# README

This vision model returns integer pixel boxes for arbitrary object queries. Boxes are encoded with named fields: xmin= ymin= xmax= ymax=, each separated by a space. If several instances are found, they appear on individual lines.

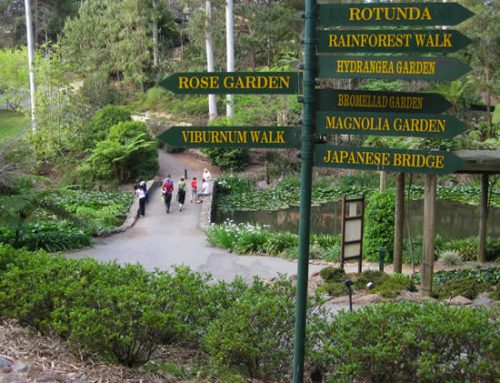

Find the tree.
xmin=62 ymin=0 xmax=176 ymax=89
xmin=0 ymin=0 xmax=80 ymax=48
xmin=0 ymin=48 xmax=28 ymax=111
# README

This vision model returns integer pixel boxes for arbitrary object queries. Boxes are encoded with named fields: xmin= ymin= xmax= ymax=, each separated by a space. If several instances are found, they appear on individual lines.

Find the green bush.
xmin=203 ymin=277 xmax=320 ymax=380
xmin=18 ymin=221 xmax=92 ymax=252
xmin=87 ymin=105 xmax=131 ymax=145
xmin=202 ymin=148 xmax=250 ymax=171
xmin=439 ymin=250 xmax=463 ymax=265
xmin=433 ymin=278 xmax=488 ymax=300
xmin=169 ymin=96 xmax=208 ymax=117
xmin=143 ymin=86 xmax=170 ymax=111
xmin=310 ymin=302 xmax=499 ymax=382
xmin=84 ymin=121 xmax=159 ymax=184
xmin=317 ymin=281 xmax=348 ymax=297
xmin=363 ymin=191 xmax=395 ymax=262
xmin=372 ymin=273 xmax=416 ymax=298
xmin=353 ymin=270 xmax=388 ymax=291
xmin=319 ymin=267 xmax=346 ymax=283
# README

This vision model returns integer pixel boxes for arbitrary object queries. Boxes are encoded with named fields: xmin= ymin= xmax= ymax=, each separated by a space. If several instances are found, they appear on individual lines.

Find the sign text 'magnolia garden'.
xmin=315 ymin=112 xmax=466 ymax=139
xmin=159 ymin=72 xmax=300 ymax=94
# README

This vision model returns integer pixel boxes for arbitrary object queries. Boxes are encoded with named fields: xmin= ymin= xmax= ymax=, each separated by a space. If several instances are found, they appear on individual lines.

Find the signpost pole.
xmin=292 ymin=0 xmax=315 ymax=380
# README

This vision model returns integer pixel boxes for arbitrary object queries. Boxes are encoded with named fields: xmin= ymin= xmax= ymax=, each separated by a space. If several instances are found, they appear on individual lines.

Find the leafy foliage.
xmin=81 ymin=121 xmax=158 ymax=185
xmin=310 ymin=302 xmax=499 ymax=382
xmin=85 ymin=105 xmax=131 ymax=146
xmin=202 ymin=148 xmax=250 ymax=171
xmin=0 ymin=48 xmax=28 ymax=111
xmin=206 ymin=221 xmax=338 ymax=261
xmin=363 ymin=191 xmax=395 ymax=263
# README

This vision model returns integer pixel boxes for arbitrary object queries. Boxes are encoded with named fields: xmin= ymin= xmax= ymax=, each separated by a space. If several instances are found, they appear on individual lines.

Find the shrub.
xmin=433 ymin=278 xmax=488 ymax=300
xmin=372 ymin=273 xmax=416 ymax=298
xmin=319 ymin=267 xmax=346 ymax=283
xmin=439 ymin=250 xmax=463 ymax=265
xmin=85 ymin=121 xmax=159 ymax=184
xmin=202 ymin=148 xmax=250 ymax=171
xmin=310 ymin=302 xmax=499 ymax=382
xmin=87 ymin=105 xmax=131 ymax=146
xmin=203 ymin=277 xmax=321 ymax=380
xmin=143 ymin=86 xmax=169 ymax=111
xmin=317 ymin=281 xmax=348 ymax=297
xmin=18 ymin=221 xmax=92 ymax=252
xmin=353 ymin=270 xmax=388 ymax=291
xmin=363 ymin=191 xmax=395 ymax=262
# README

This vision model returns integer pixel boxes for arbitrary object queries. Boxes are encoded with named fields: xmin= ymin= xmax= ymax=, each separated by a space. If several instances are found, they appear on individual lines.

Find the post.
xmin=225 ymin=0 xmax=235 ymax=117
xmin=379 ymin=247 xmax=385 ymax=272
xmin=24 ymin=0 xmax=36 ymax=132
xmin=478 ymin=173 xmax=489 ymax=263
xmin=265 ymin=160 xmax=270 ymax=185
xmin=421 ymin=174 xmax=437 ymax=297
xmin=205 ymin=0 xmax=218 ymax=121
xmin=292 ymin=0 xmax=316 ymax=380
xmin=393 ymin=173 xmax=405 ymax=273
xmin=379 ymin=171 xmax=387 ymax=191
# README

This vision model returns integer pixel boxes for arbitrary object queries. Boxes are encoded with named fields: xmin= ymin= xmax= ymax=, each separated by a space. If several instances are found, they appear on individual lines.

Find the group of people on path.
xmin=160 ymin=168 xmax=212 ymax=214
xmin=134 ymin=168 xmax=212 ymax=217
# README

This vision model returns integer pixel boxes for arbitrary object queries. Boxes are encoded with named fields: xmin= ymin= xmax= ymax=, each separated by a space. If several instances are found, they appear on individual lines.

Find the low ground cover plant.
xmin=0 ymin=190 xmax=133 ymax=251
xmin=0 ymin=245 xmax=498 ymax=381
xmin=206 ymin=221 xmax=340 ymax=261
xmin=318 ymin=268 xmax=416 ymax=299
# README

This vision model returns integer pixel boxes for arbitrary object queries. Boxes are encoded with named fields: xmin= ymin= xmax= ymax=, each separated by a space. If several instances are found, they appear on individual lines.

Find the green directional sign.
xmin=316 ymin=112 xmax=467 ymax=139
xmin=314 ymin=145 xmax=465 ymax=175
xmin=317 ymin=30 xmax=471 ymax=53
xmin=157 ymin=126 xmax=301 ymax=148
xmin=317 ymin=3 xmax=474 ymax=27
xmin=317 ymin=90 xmax=452 ymax=114
xmin=317 ymin=56 xmax=470 ymax=81
xmin=159 ymin=72 xmax=300 ymax=94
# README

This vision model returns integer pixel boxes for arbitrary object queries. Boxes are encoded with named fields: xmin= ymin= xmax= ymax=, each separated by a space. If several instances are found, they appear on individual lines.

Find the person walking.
xmin=134 ymin=183 xmax=146 ymax=217
xmin=190 ymin=177 xmax=198 ymax=203
xmin=139 ymin=180 xmax=149 ymax=202
xmin=196 ymin=178 xmax=210 ymax=203
xmin=177 ymin=177 xmax=187 ymax=212
xmin=161 ymin=174 xmax=174 ymax=214
xmin=202 ymin=168 xmax=212 ymax=182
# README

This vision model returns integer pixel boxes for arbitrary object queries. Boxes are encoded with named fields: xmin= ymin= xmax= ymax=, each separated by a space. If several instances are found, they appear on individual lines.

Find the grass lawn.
xmin=0 ymin=110 xmax=29 ymax=147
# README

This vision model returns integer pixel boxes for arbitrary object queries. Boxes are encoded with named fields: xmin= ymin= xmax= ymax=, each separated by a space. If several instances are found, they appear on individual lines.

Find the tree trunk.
xmin=478 ymin=174 xmax=489 ymax=263
xmin=205 ymin=0 xmax=217 ymax=121
xmin=225 ymin=0 xmax=234 ymax=117
xmin=421 ymin=174 xmax=436 ymax=297
xmin=393 ymin=173 xmax=404 ymax=273
xmin=152 ymin=0 xmax=159 ymax=67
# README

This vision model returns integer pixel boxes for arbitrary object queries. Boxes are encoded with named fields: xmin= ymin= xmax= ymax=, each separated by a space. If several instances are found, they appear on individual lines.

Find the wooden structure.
xmin=391 ymin=150 xmax=500 ymax=296
xmin=340 ymin=195 xmax=365 ymax=273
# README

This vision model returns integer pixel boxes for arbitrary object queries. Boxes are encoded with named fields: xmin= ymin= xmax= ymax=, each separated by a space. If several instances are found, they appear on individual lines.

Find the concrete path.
xmin=68 ymin=149 xmax=323 ymax=282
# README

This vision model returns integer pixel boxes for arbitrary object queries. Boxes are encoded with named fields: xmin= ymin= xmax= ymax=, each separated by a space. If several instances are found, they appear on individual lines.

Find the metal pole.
xmin=478 ymin=174 xmax=488 ymax=263
xmin=24 ymin=0 xmax=36 ymax=132
xmin=225 ymin=0 xmax=235 ymax=117
xmin=292 ymin=0 xmax=316 ymax=380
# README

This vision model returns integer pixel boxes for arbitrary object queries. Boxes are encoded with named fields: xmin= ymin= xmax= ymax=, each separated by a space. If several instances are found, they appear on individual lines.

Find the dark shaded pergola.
xmin=392 ymin=150 xmax=500 ymax=295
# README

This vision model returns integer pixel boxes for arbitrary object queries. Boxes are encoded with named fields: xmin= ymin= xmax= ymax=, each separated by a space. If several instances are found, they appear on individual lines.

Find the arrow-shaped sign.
xmin=159 ymin=72 xmax=301 ymax=94
xmin=317 ymin=90 xmax=452 ymax=114
xmin=317 ymin=30 xmax=471 ymax=53
xmin=317 ymin=56 xmax=470 ymax=81
xmin=316 ymin=111 xmax=467 ymax=139
xmin=314 ymin=145 xmax=465 ymax=175
xmin=157 ymin=126 xmax=301 ymax=148
xmin=317 ymin=3 xmax=474 ymax=27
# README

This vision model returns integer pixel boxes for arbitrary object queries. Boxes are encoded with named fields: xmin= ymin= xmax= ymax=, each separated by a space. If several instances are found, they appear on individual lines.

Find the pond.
xmin=216 ymin=200 xmax=500 ymax=239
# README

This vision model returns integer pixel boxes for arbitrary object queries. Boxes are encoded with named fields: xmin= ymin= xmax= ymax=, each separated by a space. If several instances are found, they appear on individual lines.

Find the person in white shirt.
xmin=202 ymin=168 xmax=212 ymax=182
xmin=196 ymin=178 xmax=210 ymax=203
xmin=134 ymin=183 xmax=146 ymax=217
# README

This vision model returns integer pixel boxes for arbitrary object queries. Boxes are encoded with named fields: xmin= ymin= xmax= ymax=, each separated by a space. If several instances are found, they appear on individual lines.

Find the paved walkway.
xmin=68 ymin=150 xmax=323 ymax=282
